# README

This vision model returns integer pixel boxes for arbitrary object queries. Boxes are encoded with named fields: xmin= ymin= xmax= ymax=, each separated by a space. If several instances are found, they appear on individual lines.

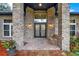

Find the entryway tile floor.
xmin=22 ymin=38 xmax=60 ymax=50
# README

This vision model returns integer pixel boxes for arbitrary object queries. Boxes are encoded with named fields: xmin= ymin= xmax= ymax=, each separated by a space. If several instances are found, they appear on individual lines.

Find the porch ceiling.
xmin=24 ymin=3 xmax=58 ymax=16
xmin=24 ymin=3 xmax=58 ymax=10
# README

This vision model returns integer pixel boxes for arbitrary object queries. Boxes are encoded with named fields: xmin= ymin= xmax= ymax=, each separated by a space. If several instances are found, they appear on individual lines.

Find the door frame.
xmin=34 ymin=23 xmax=47 ymax=38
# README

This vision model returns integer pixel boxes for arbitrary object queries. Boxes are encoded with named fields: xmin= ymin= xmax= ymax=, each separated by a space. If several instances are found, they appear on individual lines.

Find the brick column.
xmin=13 ymin=3 xmax=24 ymax=50
xmin=58 ymin=3 xmax=70 ymax=51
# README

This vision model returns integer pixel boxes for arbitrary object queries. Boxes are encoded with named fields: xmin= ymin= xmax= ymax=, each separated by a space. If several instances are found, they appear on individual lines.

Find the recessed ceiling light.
xmin=39 ymin=3 xmax=42 ymax=6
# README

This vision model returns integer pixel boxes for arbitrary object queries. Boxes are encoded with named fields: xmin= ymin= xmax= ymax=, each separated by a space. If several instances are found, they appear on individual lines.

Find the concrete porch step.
xmin=16 ymin=50 xmax=66 ymax=56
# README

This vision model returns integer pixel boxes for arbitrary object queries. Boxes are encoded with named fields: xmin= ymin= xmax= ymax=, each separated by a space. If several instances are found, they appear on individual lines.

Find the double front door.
xmin=34 ymin=23 xmax=47 ymax=38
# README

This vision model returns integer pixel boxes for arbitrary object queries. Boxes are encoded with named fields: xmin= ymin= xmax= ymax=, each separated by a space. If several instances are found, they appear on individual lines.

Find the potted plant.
xmin=1 ymin=40 xmax=16 ymax=56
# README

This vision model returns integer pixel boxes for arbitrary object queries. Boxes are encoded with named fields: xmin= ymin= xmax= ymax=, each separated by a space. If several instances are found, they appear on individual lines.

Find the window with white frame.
xmin=70 ymin=19 xmax=76 ymax=36
xmin=3 ymin=20 xmax=13 ymax=37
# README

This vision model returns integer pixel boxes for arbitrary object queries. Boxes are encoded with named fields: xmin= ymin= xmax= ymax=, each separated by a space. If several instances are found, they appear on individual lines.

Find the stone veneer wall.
xmin=47 ymin=7 xmax=55 ymax=37
xmin=13 ymin=3 xmax=24 ymax=50
xmin=24 ymin=7 xmax=34 ymax=42
xmin=62 ymin=4 xmax=70 ymax=51
xmin=58 ymin=3 xmax=70 ymax=51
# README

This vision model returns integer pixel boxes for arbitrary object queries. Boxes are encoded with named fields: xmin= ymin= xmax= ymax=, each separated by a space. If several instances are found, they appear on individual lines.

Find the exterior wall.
xmin=0 ymin=15 xmax=12 ymax=40
xmin=70 ymin=14 xmax=79 ymax=36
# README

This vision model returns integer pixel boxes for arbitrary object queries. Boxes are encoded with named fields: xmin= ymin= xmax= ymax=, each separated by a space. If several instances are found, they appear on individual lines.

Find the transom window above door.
xmin=34 ymin=19 xmax=47 ymax=23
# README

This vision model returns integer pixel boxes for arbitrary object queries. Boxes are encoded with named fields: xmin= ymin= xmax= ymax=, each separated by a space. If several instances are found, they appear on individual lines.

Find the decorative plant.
xmin=70 ymin=36 xmax=79 ymax=52
xmin=1 ymin=40 xmax=10 ymax=49
xmin=1 ymin=40 xmax=16 ymax=56
xmin=9 ymin=40 xmax=16 ymax=49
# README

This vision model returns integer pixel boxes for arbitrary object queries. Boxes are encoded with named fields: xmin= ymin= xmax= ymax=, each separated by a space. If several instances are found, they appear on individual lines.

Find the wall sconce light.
xmin=25 ymin=24 xmax=32 ymax=29
xmin=28 ymin=24 xmax=32 ymax=27
xmin=49 ymin=24 xmax=53 ymax=27
xmin=48 ymin=24 xmax=54 ymax=29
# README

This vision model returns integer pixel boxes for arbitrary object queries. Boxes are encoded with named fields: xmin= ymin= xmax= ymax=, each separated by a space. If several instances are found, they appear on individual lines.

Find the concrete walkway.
xmin=22 ymin=38 xmax=60 ymax=50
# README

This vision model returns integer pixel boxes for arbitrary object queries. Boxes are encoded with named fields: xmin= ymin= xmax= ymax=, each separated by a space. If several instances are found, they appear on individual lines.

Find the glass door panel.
xmin=41 ymin=24 xmax=45 ymax=37
xmin=34 ymin=23 xmax=47 ymax=38
xmin=35 ymin=24 xmax=40 ymax=37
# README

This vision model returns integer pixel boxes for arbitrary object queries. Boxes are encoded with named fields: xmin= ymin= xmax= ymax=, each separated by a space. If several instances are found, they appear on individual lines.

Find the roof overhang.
xmin=24 ymin=3 xmax=58 ymax=10
xmin=0 ymin=12 xmax=12 ymax=15
xmin=70 ymin=12 xmax=79 ymax=15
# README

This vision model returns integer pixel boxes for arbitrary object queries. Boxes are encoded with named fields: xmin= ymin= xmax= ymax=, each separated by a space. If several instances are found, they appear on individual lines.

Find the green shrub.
xmin=1 ymin=40 xmax=10 ymax=49
xmin=1 ymin=40 xmax=16 ymax=49
xmin=70 ymin=36 xmax=79 ymax=52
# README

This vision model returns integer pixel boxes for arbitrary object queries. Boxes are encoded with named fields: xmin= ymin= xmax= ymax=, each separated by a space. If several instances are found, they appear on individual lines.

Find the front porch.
xmin=13 ymin=3 xmax=70 ymax=51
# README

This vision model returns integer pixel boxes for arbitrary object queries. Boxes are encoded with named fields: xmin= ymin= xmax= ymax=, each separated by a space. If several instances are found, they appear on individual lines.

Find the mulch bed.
xmin=0 ymin=41 xmax=8 ymax=56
